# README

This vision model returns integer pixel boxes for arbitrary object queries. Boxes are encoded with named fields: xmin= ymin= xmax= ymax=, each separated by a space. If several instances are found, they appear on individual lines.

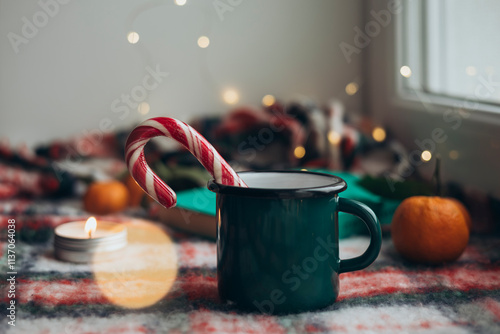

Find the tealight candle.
xmin=54 ymin=217 xmax=127 ymax=263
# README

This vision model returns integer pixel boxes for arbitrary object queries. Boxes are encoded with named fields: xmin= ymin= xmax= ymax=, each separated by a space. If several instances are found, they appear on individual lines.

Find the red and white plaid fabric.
xmin=1 ymin=197 xmax=500 ymax=333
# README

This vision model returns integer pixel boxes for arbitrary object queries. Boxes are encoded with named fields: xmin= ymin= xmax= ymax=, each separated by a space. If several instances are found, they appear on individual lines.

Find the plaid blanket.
xmin=1 ymin=199 xmax=500 ymax=334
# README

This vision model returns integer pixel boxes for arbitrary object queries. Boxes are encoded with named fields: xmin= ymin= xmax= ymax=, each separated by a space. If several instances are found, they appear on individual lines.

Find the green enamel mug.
xmin=208 ymin=170 xmax=382 ymax=314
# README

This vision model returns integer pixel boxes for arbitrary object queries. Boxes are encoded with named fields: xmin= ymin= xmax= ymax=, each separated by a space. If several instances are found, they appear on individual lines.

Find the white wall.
xmin=0 ymin=0 xmax=363 ymax=148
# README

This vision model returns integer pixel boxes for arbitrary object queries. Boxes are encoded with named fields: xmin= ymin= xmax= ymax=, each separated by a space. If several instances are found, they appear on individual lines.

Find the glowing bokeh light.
xmin=197 ymin=36 xmax=210 ymax=48
xmin=465 ymin=66 xmax=477 ymax=76
xmin=345 ymin=82 xmax=359 ymax=96
xmin=92 ymin=220 xmax=177 ymax=309
xmin=400 ymin=65 xmax=412 ymax=78
xmin=372 ymin=127 xmax=386 ymax=142
xmin=421 ymin=150 xmax=432 ymax=162
xmin=262 ymin=94 xmax=276 ymax=107
xmin=127 ymin=31 xmax=140 ymax=44
xmin=294 ymin=146 xmax=306 ymax=159
xmin=223 ymin=89 xmax=239 ymax=105
xmin=449 ymin=150 xmax=459 ymax=160
xmin=328 ymin=130 xmax=341 ymax=145
xmin=138 ymin=102 xmax=150 ymax=115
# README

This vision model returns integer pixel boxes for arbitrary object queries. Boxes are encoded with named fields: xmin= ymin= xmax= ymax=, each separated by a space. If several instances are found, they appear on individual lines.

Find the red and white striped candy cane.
xmin=125 ymin=117 xmax=247 ymax=208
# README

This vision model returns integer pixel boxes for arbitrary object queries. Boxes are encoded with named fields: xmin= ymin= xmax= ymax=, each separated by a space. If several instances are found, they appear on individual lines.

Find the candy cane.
xmin=125 ymin=117 xmax=247 ymax=208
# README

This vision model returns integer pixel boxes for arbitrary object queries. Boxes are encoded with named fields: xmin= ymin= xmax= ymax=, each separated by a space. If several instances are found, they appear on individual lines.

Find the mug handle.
xmin=338 ymin=197 xmax=382 ymax=274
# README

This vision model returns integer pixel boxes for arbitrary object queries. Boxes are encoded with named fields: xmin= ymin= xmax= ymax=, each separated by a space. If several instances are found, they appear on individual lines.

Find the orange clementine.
xmin=449 ymin=198 xmax=472 ymax=231
xmin=391 ymin=196 xmax=470 ymax=264
xmin=124 ymin=174 xmax=146 ymax=207
xmin=83 ymin=181 xmax=129 ymax=215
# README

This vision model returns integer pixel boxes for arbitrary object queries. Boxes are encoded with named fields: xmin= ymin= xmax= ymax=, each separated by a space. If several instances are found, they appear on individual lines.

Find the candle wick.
xmin=89 ymin=230 xmax=92 ymax=239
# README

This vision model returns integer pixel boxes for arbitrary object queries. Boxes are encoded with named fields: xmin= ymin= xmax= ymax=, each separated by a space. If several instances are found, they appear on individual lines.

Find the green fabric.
xmin=315 ymin=170 xmax=400 ymax=238
xmin=175 ymin=171 xmax=400 ymax=239
xmin=175 ymin=187 xmax=215 ymax=216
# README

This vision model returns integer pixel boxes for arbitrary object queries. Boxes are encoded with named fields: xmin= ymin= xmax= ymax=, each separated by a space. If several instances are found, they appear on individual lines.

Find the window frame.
xmin=393 ymin=0 xmax=500 ymax=124
xmin=365 ymin=0 xmax=500 ymax=194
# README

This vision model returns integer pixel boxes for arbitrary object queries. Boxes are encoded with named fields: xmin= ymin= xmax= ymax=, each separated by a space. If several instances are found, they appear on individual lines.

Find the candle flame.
xmin=85 ymin=217 xmax=97 ymax=238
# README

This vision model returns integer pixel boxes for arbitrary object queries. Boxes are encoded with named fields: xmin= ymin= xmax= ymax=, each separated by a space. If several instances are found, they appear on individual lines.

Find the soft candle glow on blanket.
xmin=92 ymin=220 xmax=177 ymax=309
xmin=54 ymin=218 xmax=127 ymax=263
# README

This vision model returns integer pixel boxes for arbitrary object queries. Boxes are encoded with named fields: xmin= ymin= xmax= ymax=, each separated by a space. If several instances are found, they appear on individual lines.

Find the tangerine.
xmin=124 ymin=174 xmax=146 ymax=207
xmin=391 ymin=196 xmax=470 ymax=264
xmin=449 ymin=198 xmax=472 ymax=231
xmin=83 ymin=181 xmax=129 ymax=215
